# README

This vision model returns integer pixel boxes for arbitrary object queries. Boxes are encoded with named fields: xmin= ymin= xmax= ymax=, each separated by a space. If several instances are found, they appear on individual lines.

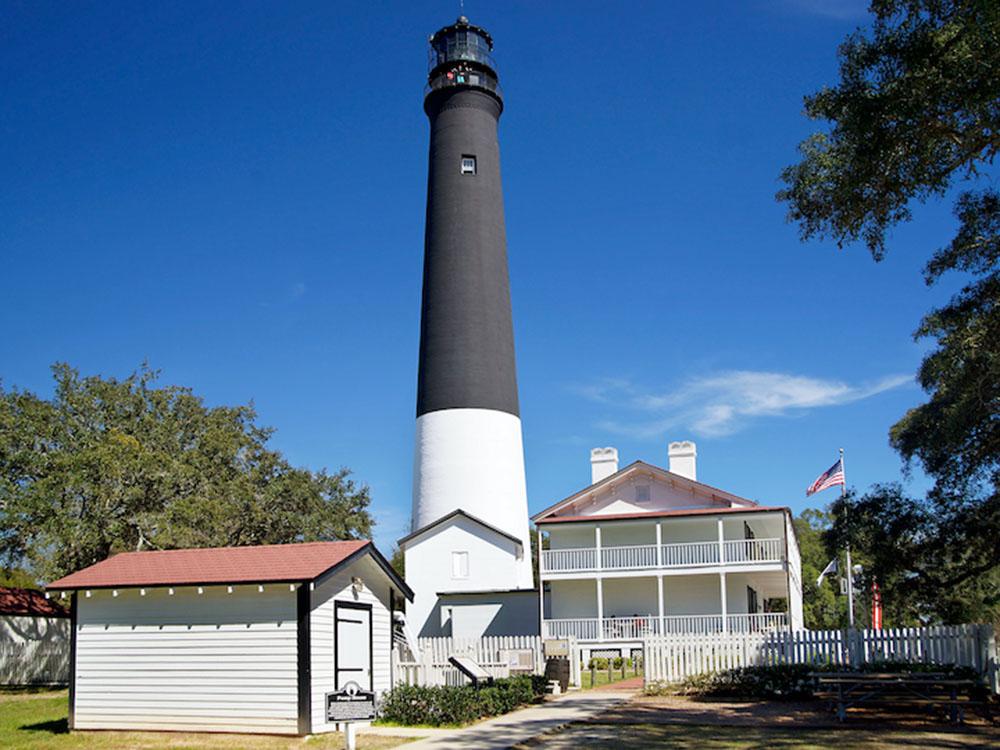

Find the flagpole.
xmin=841 ymin=447 xmax=855 ymax=628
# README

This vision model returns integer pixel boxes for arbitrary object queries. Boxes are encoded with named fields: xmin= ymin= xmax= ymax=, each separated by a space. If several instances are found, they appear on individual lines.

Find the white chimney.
xmin=668 ymin=441 xmax=697 ymax=481
xmin=590 ymin=447 xmax=619 ymax=484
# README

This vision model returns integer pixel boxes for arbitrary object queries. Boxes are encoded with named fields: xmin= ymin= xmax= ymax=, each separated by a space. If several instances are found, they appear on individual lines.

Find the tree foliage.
xmin=778 ymin=0 xmax=1000 ymax=257
xmin=794 ymin=509 xmax=849 ymax=629
xmin=0 ymin=363 xmax=373 ymax=582
xmin=829 ymin=484 xmax=999 ymax=623
xmin=781 ymin=0 xmax=1000 ymax=623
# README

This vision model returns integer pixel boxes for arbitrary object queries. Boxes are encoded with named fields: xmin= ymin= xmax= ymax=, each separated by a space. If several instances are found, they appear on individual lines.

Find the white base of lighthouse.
xmin=411 ymin=408 xmax=533 ymax=589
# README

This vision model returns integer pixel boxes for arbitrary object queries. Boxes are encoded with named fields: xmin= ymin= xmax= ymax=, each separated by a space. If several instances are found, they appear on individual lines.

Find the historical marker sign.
xmin=326 ymin=681 xmax=375 ymax=722
xmin=543 ymin=639 xmax=570 ymax=658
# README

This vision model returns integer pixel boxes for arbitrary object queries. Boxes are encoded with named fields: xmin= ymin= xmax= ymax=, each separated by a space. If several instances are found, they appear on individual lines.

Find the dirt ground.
xmin=619 ymin=693 xmax=997 ymax=731
xmin=516 ymin=693 xmax=999 ymax=749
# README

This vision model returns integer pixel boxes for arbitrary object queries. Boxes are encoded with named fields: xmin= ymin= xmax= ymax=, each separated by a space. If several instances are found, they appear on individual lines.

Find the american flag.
xmin=806 ymin=458 xmax=845 ymax=496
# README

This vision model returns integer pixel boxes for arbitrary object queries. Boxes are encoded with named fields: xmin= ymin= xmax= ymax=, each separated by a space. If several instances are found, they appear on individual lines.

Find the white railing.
xmin=661 ymin=541 xmax=719 ymax=566
xmin=723 ymin=538 xmax=783 ymax=563
xmin=602 ymin=544 xmax=658 ymax=570
xmin=543 ymin=613 xmax=789 ymax=640
xmin=661 ymin=614 xmax=724 ymax=635
xmin=726 ymin=612 xmax=789 ymax=633
xmin=644 ymin=624 xmax=998 ymax=685
xmin=544 ymin=618 xmax=601 ymax=640
xmin=542 ymin=547 xmax=599 ymax=572
xmin=541 ymin=537 xmax=784 ymax=574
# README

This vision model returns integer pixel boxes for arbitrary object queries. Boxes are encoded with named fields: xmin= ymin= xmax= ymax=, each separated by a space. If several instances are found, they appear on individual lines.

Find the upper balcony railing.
xmin=540 ymin=537 xmax=784 ymax=574
xmin=425 ymin=70 xmax=502 ymax=100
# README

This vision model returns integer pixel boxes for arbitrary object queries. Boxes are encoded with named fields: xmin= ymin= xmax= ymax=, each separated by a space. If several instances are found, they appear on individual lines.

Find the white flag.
xmin=816 ymin=558 xmax=838 ymax=588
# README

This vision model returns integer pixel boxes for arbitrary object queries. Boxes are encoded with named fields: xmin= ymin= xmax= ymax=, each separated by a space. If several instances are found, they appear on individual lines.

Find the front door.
xmin=335 ymin=601 xmax=372 ymax=691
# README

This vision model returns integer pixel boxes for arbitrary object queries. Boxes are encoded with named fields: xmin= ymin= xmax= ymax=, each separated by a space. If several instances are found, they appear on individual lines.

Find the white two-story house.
xmin=532 ymin=442 xmax=803 ymax=662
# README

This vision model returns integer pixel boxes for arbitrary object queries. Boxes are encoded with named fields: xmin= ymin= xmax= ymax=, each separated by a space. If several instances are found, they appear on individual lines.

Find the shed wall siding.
xmin=309 ymin=556 xmax=393 ymax=734
xmin=74 ymin=587 xmax=298 ymax=734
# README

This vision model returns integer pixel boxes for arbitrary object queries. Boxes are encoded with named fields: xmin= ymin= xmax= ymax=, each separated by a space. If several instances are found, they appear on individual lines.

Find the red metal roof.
xmin=45 ymin=540 xmax=371 ymax=590
xmin=0 ymin=586 xmax=69 ymax=617
xmin=535 ymin=505 xmax=786 ymax=524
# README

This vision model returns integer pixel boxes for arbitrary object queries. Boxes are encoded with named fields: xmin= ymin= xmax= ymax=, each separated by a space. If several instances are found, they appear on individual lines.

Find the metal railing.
xmin=541 ymin=538 xmax=784 ymax=574
xmin=542 ymin=613 xmax=789 ymax=640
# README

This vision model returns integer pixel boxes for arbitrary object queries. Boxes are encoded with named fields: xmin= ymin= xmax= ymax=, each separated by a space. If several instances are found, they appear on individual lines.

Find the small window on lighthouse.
xmin=461 ymin=156 xmax=476 ymax=174
xmin=451 ymin=551 xmax=469 ymax=579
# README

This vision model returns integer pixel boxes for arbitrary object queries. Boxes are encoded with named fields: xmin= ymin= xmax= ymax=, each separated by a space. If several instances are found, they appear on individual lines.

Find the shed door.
xmin=335 ymin=601 xmax=372 ymax=691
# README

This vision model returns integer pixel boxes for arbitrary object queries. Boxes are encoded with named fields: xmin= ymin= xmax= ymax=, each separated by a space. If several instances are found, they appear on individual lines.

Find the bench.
xmin=810 ymin=672 xmax=988 ymax=724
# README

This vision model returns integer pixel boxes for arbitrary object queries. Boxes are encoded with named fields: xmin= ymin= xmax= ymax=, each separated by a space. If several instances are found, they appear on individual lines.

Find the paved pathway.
xmin=361 ymin=690 xmax=632 ymax=749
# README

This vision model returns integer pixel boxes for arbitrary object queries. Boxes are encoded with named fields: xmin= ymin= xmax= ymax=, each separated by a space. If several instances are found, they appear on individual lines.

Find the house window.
xmin=451 ymin=551 xmax=469 ymax=579
xmin=461 ymin=156 xmax=476 ymax=174
xmin=634 ymin=484 xmax=650 ymax=503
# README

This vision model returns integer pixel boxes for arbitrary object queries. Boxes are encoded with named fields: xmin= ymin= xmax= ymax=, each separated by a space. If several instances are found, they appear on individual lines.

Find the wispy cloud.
xmin=574 ymin=370 xmax=912 ymax=439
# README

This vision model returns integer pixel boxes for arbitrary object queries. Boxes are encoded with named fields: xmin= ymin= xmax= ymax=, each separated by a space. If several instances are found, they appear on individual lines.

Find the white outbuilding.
xmin=46 ymin=540 xmax=412 ymax=736
xmin=0 ymin=587 xmax=70 ymax=685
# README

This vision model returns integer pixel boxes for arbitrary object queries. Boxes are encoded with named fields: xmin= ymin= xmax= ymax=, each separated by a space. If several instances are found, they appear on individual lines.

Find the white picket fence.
xmin=644 ymin=624 xmax=998 ymax=686
xmin=392 ymin=635 xmax=580 ymax=688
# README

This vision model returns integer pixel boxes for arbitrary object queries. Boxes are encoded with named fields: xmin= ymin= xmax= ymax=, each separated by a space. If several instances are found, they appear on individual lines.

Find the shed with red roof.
xmin=46 ymin=540 xmax=412 ymax=736
xmin=0 ymin=587 xmax=71 ymax=686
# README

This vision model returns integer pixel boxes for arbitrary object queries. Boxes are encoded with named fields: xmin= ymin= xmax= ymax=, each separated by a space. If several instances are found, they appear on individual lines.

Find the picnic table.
xmin=810 ymin=671 xmax=985 ymax=724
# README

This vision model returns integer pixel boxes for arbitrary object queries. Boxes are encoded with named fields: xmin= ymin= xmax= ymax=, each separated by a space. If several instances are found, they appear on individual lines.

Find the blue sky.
xmin=2 ymin=1 xmax=962 ymax=553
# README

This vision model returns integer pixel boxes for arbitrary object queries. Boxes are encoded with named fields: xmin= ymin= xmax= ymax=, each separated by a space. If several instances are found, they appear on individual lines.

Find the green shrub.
xmin=378 ymin=675 xmax=546 ymax=726
xmin=587 ymin=657 xmax=609 ymax=670
xmin=671 ymin=664 xmax=835 ymax=700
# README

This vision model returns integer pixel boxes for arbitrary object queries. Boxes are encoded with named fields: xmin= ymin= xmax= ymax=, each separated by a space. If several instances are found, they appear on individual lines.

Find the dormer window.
xmin=461 ymin=156 xmax=476 ymax=174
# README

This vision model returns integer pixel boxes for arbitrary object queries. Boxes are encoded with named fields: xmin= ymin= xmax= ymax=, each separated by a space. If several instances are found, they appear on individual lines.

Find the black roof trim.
xmin=398 ymin=509 xmax=523 ymax=549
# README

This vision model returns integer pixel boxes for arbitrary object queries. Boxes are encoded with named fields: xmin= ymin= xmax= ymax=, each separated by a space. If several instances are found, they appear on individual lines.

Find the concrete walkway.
xmin=361 ymin=690 xmax=632 ymax=749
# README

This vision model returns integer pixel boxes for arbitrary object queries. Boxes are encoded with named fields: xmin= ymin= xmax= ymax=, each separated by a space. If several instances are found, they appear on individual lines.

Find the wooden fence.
xmin=644 ymin=624 xmax=997 ymax=686
xmin=392 ymin=635 xmax=581 ymax=688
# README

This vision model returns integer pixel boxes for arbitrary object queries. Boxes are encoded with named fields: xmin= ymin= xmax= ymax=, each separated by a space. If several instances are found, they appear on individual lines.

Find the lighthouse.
xmin=401 ymin=17 xmax=537 ymax=638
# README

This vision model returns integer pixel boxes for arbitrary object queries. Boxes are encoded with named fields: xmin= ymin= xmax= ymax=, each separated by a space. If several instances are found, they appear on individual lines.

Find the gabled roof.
xmin=531 ymin=460 xmax=759 ymax=523
xmin=398 ymin=509 xmax=523 ymax=550
xmin=46 ymin=540 xmax=413 ymax=601
xmin=0 ymin=586 xmax=68 ymax=617
xmin=535 ymin=505 xmax=785 ymax=525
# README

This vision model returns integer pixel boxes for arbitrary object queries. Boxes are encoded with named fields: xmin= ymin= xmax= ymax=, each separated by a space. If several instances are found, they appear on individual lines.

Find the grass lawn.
xmin=0 ymin=690 xmax=413 ymax=750
xmin=517 ymin=722 xmax=999 ymax=749
xmin=580 ymin=668 xmax=640 ymax=689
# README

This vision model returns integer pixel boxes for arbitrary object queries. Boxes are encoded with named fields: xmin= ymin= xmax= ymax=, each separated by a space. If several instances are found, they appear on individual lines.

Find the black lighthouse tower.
xmin=417 ymin=17 xmax=516 ymax=419
xmin=410 ymin=17 xmax=533 ymax=599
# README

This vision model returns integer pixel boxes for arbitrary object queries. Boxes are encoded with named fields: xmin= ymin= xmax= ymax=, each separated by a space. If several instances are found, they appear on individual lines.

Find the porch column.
xmin=537 ymin=527 xmax=545 ymax=637
xmin=655 ymin=522 xmax=662 ymax=568
xmin=657 ymin=575 xmax=664 ymax=634
xmin=595 ymin=525 xmax=603 ymax=571
xmin=596 ymin=577 xmax=604 ymax=642
xmin=720 ymin=572 xmax=728 ymax=634
xmin=717 ymin=516 xmax=725 ymax=565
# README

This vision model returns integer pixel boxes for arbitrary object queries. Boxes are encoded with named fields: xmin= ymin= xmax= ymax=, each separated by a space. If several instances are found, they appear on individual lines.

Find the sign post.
xmin=326 ymin=681 xmax=375 ymax=750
